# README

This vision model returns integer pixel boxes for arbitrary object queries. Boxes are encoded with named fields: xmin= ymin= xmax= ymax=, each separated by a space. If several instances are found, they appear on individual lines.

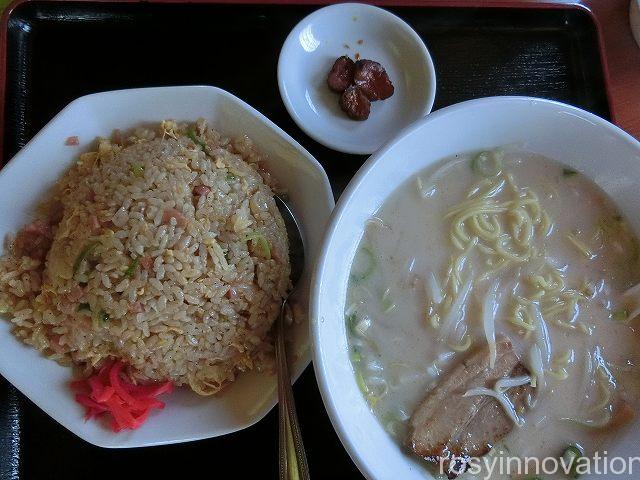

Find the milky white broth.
xmin=345 ymin=149 xmax=640 ymax=479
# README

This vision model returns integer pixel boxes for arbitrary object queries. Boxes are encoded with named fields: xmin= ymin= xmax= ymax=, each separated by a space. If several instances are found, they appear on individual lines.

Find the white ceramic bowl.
xmin=278 ymin=3 xmax=436 ymax=155
xmin=0 ymin=85 xmax=334 ymax=448
xmin=311 ymin=97 xmax=640 ymax=479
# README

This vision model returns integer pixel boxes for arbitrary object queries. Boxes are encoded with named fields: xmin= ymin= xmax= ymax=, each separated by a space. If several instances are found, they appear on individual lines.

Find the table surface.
xmin=0 ymin=0 xmax=638 ymax=142
xmin=330 ymin=0 xmax=640 ymax=138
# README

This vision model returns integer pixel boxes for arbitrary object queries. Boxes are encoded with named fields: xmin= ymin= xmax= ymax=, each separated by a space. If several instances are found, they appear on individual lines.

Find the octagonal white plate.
xmin=0 ymin=85 xmax=334 ymax=448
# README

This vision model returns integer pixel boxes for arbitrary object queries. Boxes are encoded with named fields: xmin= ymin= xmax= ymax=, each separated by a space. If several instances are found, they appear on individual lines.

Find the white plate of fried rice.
xmin=0 ymin=86 xmax=334 ymax=447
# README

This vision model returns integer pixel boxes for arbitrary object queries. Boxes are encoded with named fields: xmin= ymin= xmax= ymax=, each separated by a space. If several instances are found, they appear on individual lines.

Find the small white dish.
xmin=278 ymin=3 xmax=436 ymax=155
xmin=0 ymin=85 xmax=334 ymax=448
xmin=311 ymin=97 xmax=640 ymax=479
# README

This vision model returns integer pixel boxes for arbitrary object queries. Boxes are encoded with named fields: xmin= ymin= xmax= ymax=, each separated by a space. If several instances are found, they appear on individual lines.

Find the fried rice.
xmin=0 ymin=119 xmax=290 ymax=395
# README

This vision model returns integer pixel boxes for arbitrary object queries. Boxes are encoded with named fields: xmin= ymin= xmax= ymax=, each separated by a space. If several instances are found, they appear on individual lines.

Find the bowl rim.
xmin=310 ymin=95 xmax=640 ymax=479
xmin=277 ymin=2 xmax=437 ymax=155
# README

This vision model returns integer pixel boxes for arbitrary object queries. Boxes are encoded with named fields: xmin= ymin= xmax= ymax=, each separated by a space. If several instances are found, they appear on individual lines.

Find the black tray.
xmin=1 ymin=2 xmax=608 ymax=479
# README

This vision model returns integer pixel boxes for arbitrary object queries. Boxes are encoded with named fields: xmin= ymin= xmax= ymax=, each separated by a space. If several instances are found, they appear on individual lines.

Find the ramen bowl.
xmin=311 ymin=96 xmax=640 ymax=479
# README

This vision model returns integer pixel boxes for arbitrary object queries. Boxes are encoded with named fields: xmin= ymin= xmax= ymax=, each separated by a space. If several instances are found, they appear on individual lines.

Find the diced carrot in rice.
xmin=139 ymin=256 xmax=153 ymax=270
xmin=192 ymin=185 xmax=211 ymax=196
xmin=129 ymin=302 xmax=144 ymax=314
xmin=89 ymin=215 xmax=101 ymax=233
xmin=162 ymin=208 xmax=187 ymax=228
xmin=66 ymin=285 xmax=84 ymax=303
xmin=23 ymin=219 xmax=51 ymax=238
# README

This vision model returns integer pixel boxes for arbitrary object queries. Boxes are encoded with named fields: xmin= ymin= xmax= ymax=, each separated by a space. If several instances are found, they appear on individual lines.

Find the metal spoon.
xmin=274 ymin=196 xmax=310 ymax=480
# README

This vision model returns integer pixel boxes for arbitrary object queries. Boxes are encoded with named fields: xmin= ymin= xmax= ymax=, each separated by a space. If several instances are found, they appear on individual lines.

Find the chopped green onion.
xmin=380 ymin=411 xmax=405 ymax=436
xmin=561 ymin=444 xmax=585 ymax=478
xmin=382 ymin=299 xmax=395 ymax=313
xmin=563 ymin=168 xmax=579 ymax=177
xmin=612 ymin=309 xmax=628 ymax=322
xmin=346 ymin=313 xmax=357 ymax=335
xmin=0 ymin=303 xmax=10 ymax=314
xmin=131 ymin=165 xmax=144 ymax=177
xmin=91 ymin=309 xmax=110 ymax=329
xmin=124 ymin=257 xmax=140 ymax=279
xmin=186 ymin=128 xmax=199 ymax=144
xmin=471 ymin=151 xmax=503 ymax=177
xmin=226 ymin=173 xmax=237 ymax=181
xmin=350 ymin=347 xmax=362 ymax=363
xmin=350 ymin=246 xmax=376 ymax=282
xmin=381 ymin=291 xmax=395 ymax=313
xmin=98 ymin=309 xmax=110 ymax=323
xmin=355 ymin=369 xmax=368 ymax=395
xmin=77 ymin=303 xmax=91 ymax=312
xmin=73 ymin=241 xmax=100 ymax=276
xmin=186 ymin=128 xmax=209 ymax=154
xmin=353 ymin=316 xmax=371 ymax=337
xmin=243 ymin=232 xmax=271 ymax=260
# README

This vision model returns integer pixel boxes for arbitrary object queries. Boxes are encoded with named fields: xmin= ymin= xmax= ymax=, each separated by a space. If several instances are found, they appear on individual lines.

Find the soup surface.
xmin=345 ymin=149 xmax=640 ymax=479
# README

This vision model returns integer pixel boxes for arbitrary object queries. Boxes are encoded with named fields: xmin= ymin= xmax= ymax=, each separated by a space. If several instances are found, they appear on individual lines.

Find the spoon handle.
xmin=276 ymin=300 xmax=310 ymax=480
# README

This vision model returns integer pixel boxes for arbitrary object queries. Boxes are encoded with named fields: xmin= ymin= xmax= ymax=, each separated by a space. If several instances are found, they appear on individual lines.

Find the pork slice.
xmin=454 ymin=363 xmax=531 ymax=453
xmin=406 ymin=337 xmax=533 ymax=478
